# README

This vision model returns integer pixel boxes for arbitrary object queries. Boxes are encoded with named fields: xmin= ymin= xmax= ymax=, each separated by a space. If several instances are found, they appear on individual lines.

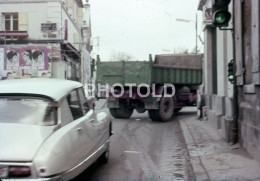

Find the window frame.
xmin=67 ymin=88 xmax=85 ymax=120
xmin=3 ymin=13 xmax=18 ymax=31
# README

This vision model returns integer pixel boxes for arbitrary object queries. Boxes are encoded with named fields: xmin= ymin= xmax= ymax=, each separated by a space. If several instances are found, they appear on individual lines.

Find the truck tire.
xmin=109 ymin=108 xmax=119 ymax=118
xmin=174 ymin=108 xmax=182 ymax=113
xmin=148 ymin=110 xmax=159 ymax=121
xmin=157 ymin=96 xmax=174 ymax=122
xmin=136 ymin=107 xmax=146 ymax=113
xmin=109 ymin=102 xmax=133 ymax=119
xmin=149 ymin=97 xmax=174 ymax=122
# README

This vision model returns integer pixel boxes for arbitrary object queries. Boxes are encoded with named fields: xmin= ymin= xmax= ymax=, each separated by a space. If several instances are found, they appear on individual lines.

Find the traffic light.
xmin=91 ymin=59 xmax=96 ymax=78
xmin=228 ymin=59 xmax=234 ymax=84
xmin=212 ymin=0 xmax=231 ymax=27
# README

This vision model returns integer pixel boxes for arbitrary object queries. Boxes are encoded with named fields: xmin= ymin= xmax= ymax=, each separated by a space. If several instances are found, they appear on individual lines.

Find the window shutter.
xmin=67 ymin=0 xmax=74 ymax=9
xmin=18 ymin=12 xmax=28 ymax=31
xmin=77 ymin=7 xmax=83 ymax=27
xmin=0 ymin=14 xmax=3 ymax=31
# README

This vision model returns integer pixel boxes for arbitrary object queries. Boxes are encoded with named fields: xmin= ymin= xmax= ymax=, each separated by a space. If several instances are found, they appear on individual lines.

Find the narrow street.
xmin=74 ymin=107 xmax=196 ymax=181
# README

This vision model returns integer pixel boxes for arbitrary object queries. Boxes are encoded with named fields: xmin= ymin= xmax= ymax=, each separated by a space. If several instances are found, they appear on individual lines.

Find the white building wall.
xmin=0 ymin=0 xmax=82 ymax=50
xmin=217 ymin=29 xmax=225 ymax=96
xmin=199 ymin=0 xmax=235 ymax=143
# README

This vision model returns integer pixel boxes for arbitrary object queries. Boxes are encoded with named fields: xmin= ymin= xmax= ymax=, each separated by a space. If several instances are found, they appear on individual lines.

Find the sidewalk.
xmin=179 ymin=113 xmax=260 ymax=181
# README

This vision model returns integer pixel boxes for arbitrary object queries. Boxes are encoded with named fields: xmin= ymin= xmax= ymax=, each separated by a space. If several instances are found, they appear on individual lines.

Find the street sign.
xmin=203 ymin=6 xmax=213 ymax=25
xmin=41 ymin=23 xmax=57 ymax=32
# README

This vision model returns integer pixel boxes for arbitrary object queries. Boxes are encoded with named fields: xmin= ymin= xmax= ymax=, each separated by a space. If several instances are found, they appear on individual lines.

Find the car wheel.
xmin=99 ymin=144 xmax=110 ymax=164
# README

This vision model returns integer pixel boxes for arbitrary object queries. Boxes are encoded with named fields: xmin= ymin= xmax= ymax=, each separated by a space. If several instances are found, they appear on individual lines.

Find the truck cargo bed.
xmin=96 ymin=54 xmax=203 ymax=85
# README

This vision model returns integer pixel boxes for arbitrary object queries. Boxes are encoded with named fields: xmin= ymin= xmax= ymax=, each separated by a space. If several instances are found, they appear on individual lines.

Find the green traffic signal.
xmin=228 ymin=75 xmax=234 ymax=80
xmin=228 ymin=60 xmax=234 ymax=84
xmin=212 ymin=9 xmax=231 ymax=27
xmin=215 ymin=12 xmax=226 ymax=24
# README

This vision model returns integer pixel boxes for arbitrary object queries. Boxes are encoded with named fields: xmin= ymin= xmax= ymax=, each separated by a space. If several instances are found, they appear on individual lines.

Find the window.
xmin=0 ymin=97 xmax=57 ymax=126
xmin=78 ymin=88 xmax=89 ymax=113
xmin=67 ymin=90 xmax=84 ymax=120
xmin=4 ymin=13 xmax=18 ymax=31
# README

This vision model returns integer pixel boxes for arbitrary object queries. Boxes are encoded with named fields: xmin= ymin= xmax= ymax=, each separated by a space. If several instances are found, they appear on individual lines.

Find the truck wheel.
xmin=174 ymin=108 xmax=182 ymax=113
xmin=110 ymin=102 xmax=133 ymax=119
xmin=148 ymin=110 xmax=159 ymax=121
xmin=117 ymin=102 xmax=133 ymax=118
xmin=109 ymin=108 xmax=119 ymax=118
xmin=136 ymin=107 xmax=146 ymax=113
xmin=157 ymin=96 xmax=174 ymax=122
xmin=136 ymin=102 xmax=146 ymax=113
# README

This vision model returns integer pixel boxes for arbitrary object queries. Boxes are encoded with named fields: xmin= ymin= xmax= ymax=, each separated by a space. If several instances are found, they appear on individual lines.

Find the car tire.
xmin=99 ymin=143 xmax=110 ymax=164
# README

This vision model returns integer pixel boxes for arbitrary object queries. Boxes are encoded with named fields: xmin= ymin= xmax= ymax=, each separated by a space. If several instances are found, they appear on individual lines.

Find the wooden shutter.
xmin=18 ymin=12 xmax=28 ymax=31
xmin=77 ymin=7 xmax=83 ymax=27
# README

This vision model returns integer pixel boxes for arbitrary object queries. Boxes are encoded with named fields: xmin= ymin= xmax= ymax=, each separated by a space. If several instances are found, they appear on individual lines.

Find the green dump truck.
xmin=96 ymin=54 xmax=203 ymax=122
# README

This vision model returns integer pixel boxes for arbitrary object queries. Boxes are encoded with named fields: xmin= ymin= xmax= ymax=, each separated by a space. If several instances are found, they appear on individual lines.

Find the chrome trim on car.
xmin=61 ymin=139 xmax=110 ymax=177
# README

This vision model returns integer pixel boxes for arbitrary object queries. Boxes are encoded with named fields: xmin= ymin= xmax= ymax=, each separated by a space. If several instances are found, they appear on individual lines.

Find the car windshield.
xmin=0 ymin=97 xmax=56 ymax=126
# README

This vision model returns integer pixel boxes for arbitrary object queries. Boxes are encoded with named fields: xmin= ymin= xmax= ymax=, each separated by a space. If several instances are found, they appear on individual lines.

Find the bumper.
xmin=1 ymin=176 xmax=61 ymax=181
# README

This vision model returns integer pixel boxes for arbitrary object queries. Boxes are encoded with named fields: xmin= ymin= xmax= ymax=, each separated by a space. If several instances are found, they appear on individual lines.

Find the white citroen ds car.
xmin=0 ymin=78 xmax=112 ymax=180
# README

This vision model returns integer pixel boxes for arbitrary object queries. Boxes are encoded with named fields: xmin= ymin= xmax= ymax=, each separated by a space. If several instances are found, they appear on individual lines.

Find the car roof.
xmin=0 ymin=78 xmax=82 ymax=101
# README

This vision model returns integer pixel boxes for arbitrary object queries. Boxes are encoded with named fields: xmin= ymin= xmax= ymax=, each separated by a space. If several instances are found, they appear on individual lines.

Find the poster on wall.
xmin=0 ymin=45 xmax=52 ymax=80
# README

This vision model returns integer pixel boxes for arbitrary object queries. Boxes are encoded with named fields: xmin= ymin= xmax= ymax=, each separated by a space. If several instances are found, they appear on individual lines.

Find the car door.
xmin=78 ymin=88 xmax=109 ymax=154
xmin=77 ymin=88 xmax=101 ymax=159
xmin=67 ymin=89 xmax=91 ymax=166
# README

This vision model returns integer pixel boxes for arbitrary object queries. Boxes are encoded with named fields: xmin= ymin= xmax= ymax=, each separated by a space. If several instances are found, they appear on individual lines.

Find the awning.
xmin=61 ymin=42 xmax=81 ymax=61
xmin=0 ymin=31 xmax=28 ymax=37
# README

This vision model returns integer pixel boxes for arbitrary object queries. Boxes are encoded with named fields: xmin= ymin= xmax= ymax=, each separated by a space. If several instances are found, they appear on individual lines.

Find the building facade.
xmin=0 ymin=0 xmax=92 ymax=83
xmin=198 ymin=0 xmax=260 ymax=162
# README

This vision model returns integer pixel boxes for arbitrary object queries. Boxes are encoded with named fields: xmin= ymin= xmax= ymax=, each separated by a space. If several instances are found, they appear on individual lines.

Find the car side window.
xmin=67 ymin=90 xmax=84 ymax=120
xmin=77 ymin=87 xmax=89 ymax=114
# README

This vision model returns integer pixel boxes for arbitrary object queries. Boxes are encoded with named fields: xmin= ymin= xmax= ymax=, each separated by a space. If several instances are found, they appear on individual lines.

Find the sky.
xmin=88 ymin=0 xmax=203 ymax=61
